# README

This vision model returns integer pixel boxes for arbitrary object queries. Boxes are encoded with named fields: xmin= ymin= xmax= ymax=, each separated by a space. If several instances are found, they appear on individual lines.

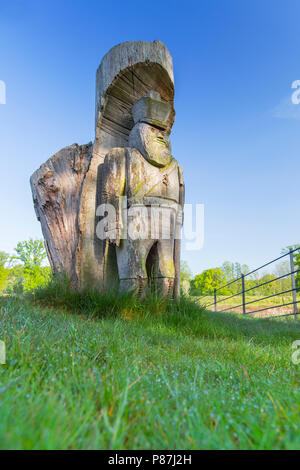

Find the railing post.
xmin=241 ymin=274 xmax=246 ymax=314
xmin=214 ymin=289 xmax=217 ymax=312
xmin=289 ymin=248 xmax=298 ymax=319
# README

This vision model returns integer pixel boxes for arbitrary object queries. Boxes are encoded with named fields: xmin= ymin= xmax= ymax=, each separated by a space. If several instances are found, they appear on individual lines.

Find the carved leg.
xmin=116 ymin=238 xmax=153 ymax=296
xmin=119 ymin=278 xmax=147 ymax=295
xmin=154 ymin=239 xmax=175 ymax=297
xmin=155 ymin=277 xmax=175 ymax=297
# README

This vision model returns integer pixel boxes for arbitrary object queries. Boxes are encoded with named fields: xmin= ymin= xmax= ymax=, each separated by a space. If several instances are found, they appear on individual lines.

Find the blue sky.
xmin=0 ymin=0 xmax=299 ymax=275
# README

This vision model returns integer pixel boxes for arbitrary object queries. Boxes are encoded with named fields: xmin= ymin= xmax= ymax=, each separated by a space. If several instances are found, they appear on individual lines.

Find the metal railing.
xmin=197 ymin=247 xmax=300 ymax=319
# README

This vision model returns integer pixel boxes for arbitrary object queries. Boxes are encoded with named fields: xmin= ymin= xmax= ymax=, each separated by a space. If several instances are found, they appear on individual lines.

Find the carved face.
xmin=128 ymin=123 xmax=172 ymax=167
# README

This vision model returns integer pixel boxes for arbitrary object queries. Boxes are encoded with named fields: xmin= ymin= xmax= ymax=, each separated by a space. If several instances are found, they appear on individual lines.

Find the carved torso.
xmin=126 ymin=148 xmax=180 ymax=207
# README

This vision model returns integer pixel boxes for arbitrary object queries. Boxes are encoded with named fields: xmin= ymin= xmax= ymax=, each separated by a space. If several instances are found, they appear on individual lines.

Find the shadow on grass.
xmin=200 ymin=308 xmax=300 ymax=346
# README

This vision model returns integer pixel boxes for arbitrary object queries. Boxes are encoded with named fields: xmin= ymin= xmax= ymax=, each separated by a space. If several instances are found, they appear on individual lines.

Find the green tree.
xmin=257 ymin=273 xmax=276 ymax=296
xmin=234 ymin=262 xmax=250 ymax=278
xmin=221 ymin=261 xmax=235 ymax=281
xmin=281 ymin=245 xmax=300 ymax=288
xmin=12 ymin=239 xmax=50 ymax=291
xmin=272 ymin=260 xmax=290 ymax=295
xmin=220 ymin=261 xmax=250 ymax=294
xmin=6 ymin=265 xmax=25 ymax=294
xmin=0 ymin=251 xmax=10 ymax=292
xmin=190 ymin=267 xmax=226 ymax=296
xmin=295 ymin=252 xmax=300 ymax=288
xmin=221 ymin=261 xmax=249 ymax=281
xmin=180 ymin=260 xmax=192 ymax=295
xmin=180 ymin=260 xmax=192 ymax=282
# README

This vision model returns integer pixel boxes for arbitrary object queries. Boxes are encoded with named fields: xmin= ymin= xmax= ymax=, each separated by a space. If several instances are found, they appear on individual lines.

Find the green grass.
xmin=0 ymin=280 xmax=300 ymax=450
xmin=197 ymin=294 xmax=300 ymax=313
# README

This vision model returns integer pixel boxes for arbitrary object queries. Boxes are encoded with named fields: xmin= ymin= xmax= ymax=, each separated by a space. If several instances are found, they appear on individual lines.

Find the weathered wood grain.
xmin=30 ymin=143 xmax=92 ymax=286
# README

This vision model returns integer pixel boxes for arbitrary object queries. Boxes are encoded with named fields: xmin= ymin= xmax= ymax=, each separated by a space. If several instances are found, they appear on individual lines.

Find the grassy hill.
xmin=196 ymin=294 xmax=300 ymax=318
xmin=0 ymin=284 xmax=300 ymax=449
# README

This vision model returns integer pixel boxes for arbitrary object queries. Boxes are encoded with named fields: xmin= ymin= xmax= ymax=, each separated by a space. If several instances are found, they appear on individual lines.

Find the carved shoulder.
xmin=100 ymin=148 xmax=126 ymax=202
xmin=104 ymin=147 xmax=126 ymax=167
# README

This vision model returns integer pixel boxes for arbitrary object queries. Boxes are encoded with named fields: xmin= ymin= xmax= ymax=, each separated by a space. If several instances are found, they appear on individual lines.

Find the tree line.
xmin=0 ymin=239 xmax=50 ymax=294
xmin=1 ymin=239 xmax=299 ymax=298
xmin=182 ymin=245 xmax=300 ymax=297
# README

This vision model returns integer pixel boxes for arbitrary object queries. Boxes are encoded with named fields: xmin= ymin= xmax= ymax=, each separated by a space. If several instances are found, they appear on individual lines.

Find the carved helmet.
xmin=132 ymin=90 xmax=172 ymax=130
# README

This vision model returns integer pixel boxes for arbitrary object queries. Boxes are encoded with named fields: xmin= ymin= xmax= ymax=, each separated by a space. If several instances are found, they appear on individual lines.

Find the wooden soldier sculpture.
xmin=98 ymin=91 xmax=184 ymax=296
xmin=31 ymin=41 xmax=184 ymax=296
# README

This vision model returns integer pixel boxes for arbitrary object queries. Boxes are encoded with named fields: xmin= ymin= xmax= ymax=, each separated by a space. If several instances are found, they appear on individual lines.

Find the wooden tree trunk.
xmin=30 ymin=143 xmax=92 ymax=287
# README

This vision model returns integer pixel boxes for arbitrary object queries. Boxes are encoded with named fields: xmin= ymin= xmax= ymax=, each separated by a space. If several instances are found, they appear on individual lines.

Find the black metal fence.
xmin=197 ymin=247 xmax=300 ymax=319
